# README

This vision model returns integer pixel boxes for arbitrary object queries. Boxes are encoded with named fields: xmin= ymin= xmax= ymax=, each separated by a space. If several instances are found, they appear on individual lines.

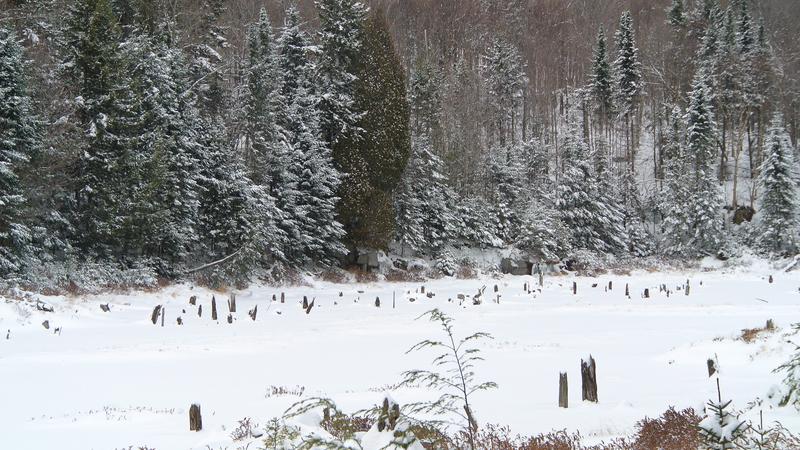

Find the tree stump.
xmin=375 ymin=297 xmax=380 ymax=308
xmin=581 ymin=355 xmax=598 ymax=403
xmin=227 ymin=314 xmax=233 ymax=324
xmin=189 ymin=296 xmax=196 ymax=306
xmin=211 ymin=296 xmax=217 ymax=321
xmin=421 ymin=285 xmax=425 ymax=294
xmin=625 ymin=284 xmax=629 ymax=297
xmin=177 ymin=317 xmax=183 ymax=326
xmin=766 ymin=319 xmax=775 ymax=330
xmin=305 ymin=298 xmax=315 ymax=314
xmin=572 ymin=282 xmax=577 ymax=295
xmin=559 ymin=372 xmax=568 ymax=408
xmin=42 ymin=320 xmax=50 ymax=330
xmin=100 ymin=304 xmax=110 ymax=312
xmin=608 ymin=281 xmax=613 ymax=291
xmin=643 ymin=288 xmax=649 ymax=299
xmin=161 ymin=307 xmax=165 ymax=327
xmin=281 ymin=292 xmax=285 ymax=303
xmin=248 ymin=305 xmax=258 ymax=321
xmin=302 ymin=296 xmax=308 ymax=309
xmin=685 ymin=281 xmax=690 ymax=296
xmin=769 ymin=275 xmax=774 ymax=284
xmin=494 ymin=284 xmax=498 ymax=292
xmin=197 ymin=304 xmax=202 ymax=317
xmin=151 ymin=305 xmax=162 ymax=325
xmin=707 ymin=358 xmax=716 ymax=377
xmin=228 ymin=293 xmax=236 ymax=313
xmin=189 ymin=404 xmax=202 ymax=431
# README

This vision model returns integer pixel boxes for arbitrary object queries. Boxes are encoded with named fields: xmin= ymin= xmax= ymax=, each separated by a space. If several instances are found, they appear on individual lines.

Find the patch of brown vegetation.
xmin=740 ymin=320 xmax=777 ymax=343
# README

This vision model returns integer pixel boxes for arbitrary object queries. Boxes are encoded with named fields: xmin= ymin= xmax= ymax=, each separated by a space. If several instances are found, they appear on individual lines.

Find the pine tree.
xmin=698 ymin=379 xmax=747 ymax=450
xmin=483 ymin=37 xmax=526 ymax=146
xmin=667 ymin=0 xmax=687 ymax=28
xmin=613 ymin=11 xmax=642 ymax=116
xmin=339 ymin=8 xmax=411 ymax=251
xmin=0 ymin=27 xmax=37 ymax=276
xmin=685 ymin=70 xmax=725 ymax=255
xmin=65 ymin=0 xmax=139 ymax=258
xmin=556 ymin=104 xmax=626 ymax=255
xmin=756 ymin=114 xmax=798 ymax=255
xmin=188 ymin=0 xmax=228 ymax=118
xmin=661 ymin=107 xmax=694 ymax=255
xmin=590 ymin=27 xmax=613 ymax=121
xmin=244 ymin=9 xmax=285 ymax=185
xmin=315 ymin=0 xmax=368 ymax=146
xmin=735 ymin=0 xmax=755 ymax=56
xmin=278 ymin=6 xmax=346 ymax=265
xmin=395 ymin=133 xmax=456 ymax=256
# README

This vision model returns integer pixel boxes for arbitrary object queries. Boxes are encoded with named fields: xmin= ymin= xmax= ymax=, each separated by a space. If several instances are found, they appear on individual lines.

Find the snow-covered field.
xmin=2 ymin=263 xmax=799 ymax=450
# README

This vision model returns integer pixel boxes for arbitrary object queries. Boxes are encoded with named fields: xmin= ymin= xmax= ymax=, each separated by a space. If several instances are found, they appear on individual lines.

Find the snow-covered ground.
xmin=2 ymin=262 xmax=799 ymax=450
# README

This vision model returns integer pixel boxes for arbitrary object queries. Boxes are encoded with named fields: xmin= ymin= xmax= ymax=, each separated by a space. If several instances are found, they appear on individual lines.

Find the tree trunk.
xmin=559 ymin=372 xmax=568 ymax=408
xmin=581 ymin=355 xmax=598 ymax=403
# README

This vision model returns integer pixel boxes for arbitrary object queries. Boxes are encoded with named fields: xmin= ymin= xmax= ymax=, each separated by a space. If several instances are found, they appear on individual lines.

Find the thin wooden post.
xmin=228 ymin=293 xmax=236 ymax=313
xmin=625 ymin=283 xmax=629 ymax=297
xmin=643 ymin=288 xmax=649 ymax=299
xmin=151 ymin=305 xmax=162 ymax=325
xmin=375 ymin=296 xmax=380 ymax=308
xmin=572 ymin=282 xmax=577 ymax=295
xmin=211 ymin=296 xmax=217 ymax=321
xmin=559 ymin=372 xmax=568 ymax=408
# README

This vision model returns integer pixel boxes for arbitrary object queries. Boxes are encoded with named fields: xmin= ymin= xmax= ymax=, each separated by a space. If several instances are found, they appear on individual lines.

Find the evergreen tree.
xmin=613 ymin=11 xmax=642 ymax=115
xmin=395 ymin=133 xmax=456 ymax=255
xmin=315 ymin=0 xmax=368 ymax=146
xmin=698 ymin=380 xmax=747 ymax=450
xmin=339 ymin=8 xmax=411 ymax=251
xmin=244 ymin=9 xmax=284 ymax=185
xmin=661 ymin=107 xmax=694 ymax=255
xmin=590 ymin=27 xmax=613 ymax=121
xmin=685 ymin=70 xmax=725 ymax=255
xmin=556 ymin=104 xmax=626 ymax=254
xmin=0 ymin=27 xmax=37 ymax=276
xmin=735 ymin=0 xmax=755 ymax=56
xmin=278 ymin=6 xmax=346 ymax=265
xmin=65 ymin=0 xmax=139 ymax=258
xmin=775 ymin=324 xmax=800 ymax=410
xmin=188 ymin=0 xmax=228 ymax=118
xmin=482 ymin=37 xmax=526 ymax=146
xmin=667 ymin=0 xmax=687 ymax=28
xmin=756 ymin=114 xmax=798 ymax=255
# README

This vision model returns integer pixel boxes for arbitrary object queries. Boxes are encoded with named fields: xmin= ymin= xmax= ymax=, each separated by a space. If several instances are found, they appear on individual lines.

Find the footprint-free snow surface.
xmin=2 ymin=265 xmax=799 ymax=449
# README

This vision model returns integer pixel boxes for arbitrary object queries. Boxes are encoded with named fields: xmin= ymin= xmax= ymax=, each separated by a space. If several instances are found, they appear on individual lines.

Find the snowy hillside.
xmin=2 ymin=263 xmax=799 ymax=449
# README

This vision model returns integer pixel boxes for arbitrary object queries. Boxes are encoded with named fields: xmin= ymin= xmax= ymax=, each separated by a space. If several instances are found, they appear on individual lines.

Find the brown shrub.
xmin=456 ymin=265 xmax=478 ymax=279
xmin=629 ymin=407 xmax=701 ymax=450
xmin=385 ymin=268 xmax=425 ymax=283
xmin=319 ymin=269 xmax=348 ymax=284
xmin=740 ymin=320 xmax=777 ymax=343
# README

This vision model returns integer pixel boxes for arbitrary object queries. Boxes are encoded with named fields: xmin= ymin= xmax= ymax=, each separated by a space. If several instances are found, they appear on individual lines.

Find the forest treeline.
xmin=0 ymin=0 xmax=798 ymax=287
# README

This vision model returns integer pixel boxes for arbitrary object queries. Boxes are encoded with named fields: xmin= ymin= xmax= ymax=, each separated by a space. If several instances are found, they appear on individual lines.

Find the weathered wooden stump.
xmin=707 ymin=358 xmax=716 ymax=377
xmin=643 ymin=288 xmax=649 ymax=299
xmin=572 ymin=282 xmax=577 ymax=295
xmin=375 ymin=297 xmax=380 ymax=308
xmin=280 ymin=292 xmax=285 ymax=303
xmin=272 ymin=294 xmax=276 ymax=302
xmin=302 ymin=296 xmax=309 ymax=309
xmin=494 ymin=284 xmax=498 ymax=292
xmin=189 ymin=295 xmax=196 ymax=306
xmin=177 ymin=317 xmax=183 ymax=325
xmin=100 ymin=304 xmax=110 ymax=312
xmin=769 ymin=275 xmax=774 ymax=284
xmin=608 ymin=281 xmax=613 ymax=291
xmin=524 ymin=282 xmax=528 ymax=292
xmin=151 ymin=305 xmax=162 ymax=325
xmin=197 ymin=304 xmax=202 ymax=317
xmin=249 ymin=305 xmax=258 ymax=321
xmin=189 ymin=404 xmax=202 ymax=431
xmin=161 ymin=308 xmax=165 ymax=327
xmin=228 ymin=294 xmax=236 ymax=313
xmin=42 ymin=320 xmax=50 ymax=330
xmin=539 ymin=271 xmax=544 ymax=287
xmin=559 ymin=372 xmax=568 ymax=408
xmin=421 ymin=285 xmax=426 ymax=294
xmin=625 ymin=284 xmax=629 ymax=297
xmin=227 ymin=314 xmax=233 ymax=324
xmin=211 ymin=296 xmax=217 ymax=321
xmin=685 ymin=281 xmax=690 ymax=296
xmin=766 ymin=319 xmax=775 ymax=330
xmin=581 ymin=355 xmax=598 ymax=403
xmin=305 ymin=298 xmax=315 ymax=314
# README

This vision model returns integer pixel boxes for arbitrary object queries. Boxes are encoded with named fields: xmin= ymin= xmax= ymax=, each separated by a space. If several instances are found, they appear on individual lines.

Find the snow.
xmin=1 ymin=265 xmax=799 ymax=449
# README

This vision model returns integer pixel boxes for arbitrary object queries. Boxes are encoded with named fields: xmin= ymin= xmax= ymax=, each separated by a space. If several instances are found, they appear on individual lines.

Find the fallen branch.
xmin=184 ymin=249 xmax=243 ymax=274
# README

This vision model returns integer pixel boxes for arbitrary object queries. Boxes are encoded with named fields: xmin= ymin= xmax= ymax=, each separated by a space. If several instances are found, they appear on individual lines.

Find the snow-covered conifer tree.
xmin=0 ymin=27 xmax=37 ymax=276
xmin=590 ymin=27 xmax=613 ymax=120
xmin=613 ymin=11 xmax=642 ymax=116
xmin=685 ymin=70 xmax=724 ymax=255
xmin=278 ymin=6 xmax=346 ymax=265
xmin=315 ymin=0 xmax=368 ymax=145
xmin=756 ymin=114 xmax=798 ymax=255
